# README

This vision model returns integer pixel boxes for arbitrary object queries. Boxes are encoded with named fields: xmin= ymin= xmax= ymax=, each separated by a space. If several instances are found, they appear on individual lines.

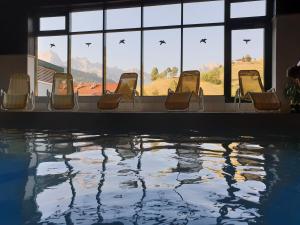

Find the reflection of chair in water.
xmin=97 ymin=73 xmax=138 ymax=110
xmin=234 ymin=70 xmax=281 ymax=112
xmin=165 ymin=70 xmax=204 ymax=111
xmin=174 ymin=147 xmax=203 ymax=174
xmin=47 ymin=73 xmax=79 ymax=111
xmin=0 ymin=73 xmax=35 ymax=111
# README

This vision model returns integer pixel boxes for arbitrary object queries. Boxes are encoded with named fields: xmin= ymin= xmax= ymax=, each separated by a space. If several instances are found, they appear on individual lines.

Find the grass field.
xmin=143 ymin=59 xmax=263 ymax=96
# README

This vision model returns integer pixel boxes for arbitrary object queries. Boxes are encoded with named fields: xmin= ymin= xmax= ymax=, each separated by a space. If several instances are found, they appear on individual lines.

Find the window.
xmin=71 ymin=11 xmax=103 ymax=32
xmin=184 ymin=0 xmax=224 ymax=24
xmin=106 ymin=7 xmax=140 ymax=29
xmin=144 ymin=4 xmax=181 ymax=27
xmin=144 ymin=29 xmax=181 ymax=96
xmin=36 ymin=1 xmax=271 ymax=99
xmin=37 ymin=36 xmax=67 ymax=96
xmin=71 ymin=34 xmax=103 ymax=96
xmin=231 ymin=1 xmax=266 ymax=18
xmin=39 ymin=16 xmax=66 ymax=31
xmin=106 ymin=32 xmax=140 ymax=93
xmin=183 ymin=26 xmax=224 ymax=95
xmin=231 ymin=28 xmax=265 ymax=96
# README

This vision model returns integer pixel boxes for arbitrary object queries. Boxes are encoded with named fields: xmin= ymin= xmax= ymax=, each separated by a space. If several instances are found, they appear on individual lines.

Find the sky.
xmin=38 ymin=0 xmax=266 ymax=74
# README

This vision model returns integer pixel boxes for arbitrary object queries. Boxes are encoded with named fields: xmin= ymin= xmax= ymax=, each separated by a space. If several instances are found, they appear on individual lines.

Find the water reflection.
xmin=0 ymin=130 xmax=289 ymax=224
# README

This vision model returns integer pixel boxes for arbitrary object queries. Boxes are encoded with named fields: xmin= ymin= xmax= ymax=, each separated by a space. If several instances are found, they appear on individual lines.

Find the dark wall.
xmin=277 ymin=0 xmax=300 ymax=15
xmin=0 ymin=5 xmax=30 ymax=55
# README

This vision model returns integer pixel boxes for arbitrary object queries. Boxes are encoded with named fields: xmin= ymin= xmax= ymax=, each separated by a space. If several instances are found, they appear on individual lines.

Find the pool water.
xmin=0 ymin=130 xmax=300 ymax=225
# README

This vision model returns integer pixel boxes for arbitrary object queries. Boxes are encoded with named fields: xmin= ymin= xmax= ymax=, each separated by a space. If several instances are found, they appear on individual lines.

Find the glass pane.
xmin=107 ymin=7 xmax=140 ymax=29
xmin=144 ymin=4 xmax=181 ymax=27
xmin=71 ymin=11 xmax=103 ymax=32
xmin=231 ymin=28 xmax=265 ymax=96
xmin=231 ymin=1 xmax=266 ymax=18
xmin=40 ymin=17 xmax=65 ymax=31
xmin=144 ymin=29 xmax=181 ymax=96
xmin=184 ymin=0 xmax=224 ymax=24
xmin=106 ymin=32 xmax=140 ymax=93
xmin=71 ymin=34 xmax=103 ymax=96
xmin=183 ymin=26 xmax=224 ymax=95
xmin=37 ymin=36 xmax=67 ymax=96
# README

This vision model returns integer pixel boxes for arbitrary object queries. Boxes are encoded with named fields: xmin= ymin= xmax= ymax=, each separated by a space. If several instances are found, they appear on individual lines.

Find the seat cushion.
xmin=52 ymin=95 xmax=75 ymax=110
xmin=249 ymin=92 xmax=281 ymax=111
xmin=3 ymin=94 xmax=27 ymax=109
xmin=165 ymin=92 xmax=192 ymax=110
xmin=98 ymin=94 xmax=122 ymax=110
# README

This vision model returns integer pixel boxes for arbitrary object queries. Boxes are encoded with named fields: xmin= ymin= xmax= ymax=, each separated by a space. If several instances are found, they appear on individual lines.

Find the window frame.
xmin=34 ymin=0 xmax=273 ymax=100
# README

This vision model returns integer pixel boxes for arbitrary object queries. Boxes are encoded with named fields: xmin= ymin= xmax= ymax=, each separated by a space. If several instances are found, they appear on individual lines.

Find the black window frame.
xmin=34 ymin=0 xmax=273 ymax=100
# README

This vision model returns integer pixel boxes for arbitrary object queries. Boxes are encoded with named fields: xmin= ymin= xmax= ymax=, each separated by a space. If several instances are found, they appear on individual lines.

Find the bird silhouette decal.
xmin=50 ymin=43 xmax=55 ymax=48
xmin=85 ymin=42 xmax=92 ymax=47
xmin=243 ymin=39 xmax=251 ymax=44
xmin=119 ymin=39 xmax=125 ymax=44
xmin=159 ymin=40 xmax=166 ymax=45
xmin=200 ymin=38 xmax=207 ymax=44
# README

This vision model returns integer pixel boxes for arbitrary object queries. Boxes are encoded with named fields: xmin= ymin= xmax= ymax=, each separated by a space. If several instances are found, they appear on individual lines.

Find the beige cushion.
xmin=3 ymin=94 xmax=27 ymax=109
xmin=52 ymin=95 xmax=74 ymax=110
xmin=97 ymin=94 xmax=122 ymax=110
xmin=249 ymin=92 xmax=281 ymax=111
xmin=165 ymin=92 xmax=192 ymax=110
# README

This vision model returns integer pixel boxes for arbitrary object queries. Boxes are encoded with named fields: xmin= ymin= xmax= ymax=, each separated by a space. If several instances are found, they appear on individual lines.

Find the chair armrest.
xmin=46 ymin=89 xmax=52 ymax=98
xmin=0 ymin=89 xmax=6 ymax=96
xmin=104 ymin=90 xmax=113 ymax=94
xmin=199 ymin=87 xmax=204 ymax=96
xmin=133 ymin=89 xmax=138 ymax=96
xmin=267 ymin=88 xmax=276 ymax=93
xmin=168 ymin=88 xmax=175 ymax=95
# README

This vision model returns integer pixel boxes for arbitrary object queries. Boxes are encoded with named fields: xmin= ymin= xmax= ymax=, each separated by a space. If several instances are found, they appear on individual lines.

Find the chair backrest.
xmin=238 ymin=70 xmax=264 ymax=97
xmin=175 ymin=70 xmax=200 ymax=95
xmin=115 ymin=73 xmax=138 ymax=98
xmin=7 ymin=73 xmax=30 ymax=95
xmin=52 ymin=73 xmax=74 ymax=96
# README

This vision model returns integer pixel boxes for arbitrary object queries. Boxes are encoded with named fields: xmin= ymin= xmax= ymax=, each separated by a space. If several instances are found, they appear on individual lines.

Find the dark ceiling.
xmin=1 ymin=0 xmax=300 ymax=15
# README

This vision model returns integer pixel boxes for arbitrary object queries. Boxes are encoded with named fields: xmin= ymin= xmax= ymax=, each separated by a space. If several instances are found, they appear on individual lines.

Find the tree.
xmin=151 ymin=67 xmax=159 ymax=81
xmin=171 ymin=67 xmax=179 ymax=77
xmin=243 ymin=54 xmax=252 ymax=62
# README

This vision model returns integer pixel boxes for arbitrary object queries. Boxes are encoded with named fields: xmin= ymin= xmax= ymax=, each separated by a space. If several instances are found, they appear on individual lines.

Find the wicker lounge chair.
xmin=0 ymin=73 xmax=34 ymax=111
xmin=97 ymin=73 xmax=138 ymax=110
xmin=47 ymin=73 xmax=79 ymax=111
xmin=165 ymin=70 xmax=204 ymax=111
xmin=234 ymin=70 xmax=281 ymax=111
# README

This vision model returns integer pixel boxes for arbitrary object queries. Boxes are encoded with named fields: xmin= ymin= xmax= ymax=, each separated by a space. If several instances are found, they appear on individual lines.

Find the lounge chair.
xmin=97 ymin=73 xmax=138 ymax=110
xmin=47 ymin=73 xmax=79 ymax=111
xmin=165 ymin=70 xmax=204 ymax=111
xmin=0 ymin=73 xmax=34 ymax=111
xmin=234 ymin=70 xmax=281 ymax=111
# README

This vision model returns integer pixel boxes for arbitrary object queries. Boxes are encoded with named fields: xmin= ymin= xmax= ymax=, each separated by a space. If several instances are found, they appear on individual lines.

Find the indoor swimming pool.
xmin=0 ymin=129 xmax=300 ymax=225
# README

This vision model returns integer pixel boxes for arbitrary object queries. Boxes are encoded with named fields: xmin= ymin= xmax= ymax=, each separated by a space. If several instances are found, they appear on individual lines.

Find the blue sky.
xmin=38 ymin=1 xmax=266 ymax=74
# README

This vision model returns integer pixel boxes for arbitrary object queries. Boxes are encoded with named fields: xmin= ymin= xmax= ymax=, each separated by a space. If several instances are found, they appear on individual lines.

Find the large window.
xmin=144 ymin=29 xmax=181 ymax=96
xmin=183 ymin=0 xmax=224 ymax=24
xmin=183 ymin=26 xmax=224 ymax=95
xmin=231 ymin=28 xmax=265 ymax=96
xmin=106 ymin=32 xmax=140 ymax=93
xmin=39 ymin=16 xmax=66 ymax=31
xmin=71 ymin=34 xmax=103 ymax=96
xmin=106 ymin=7 xmax=140 ymax=29
xmin=37 ymin=36 xmax=67 ymax=96
xmin=71 ymin=11 xmax=103 ymax=32
xmin=230 ymin=0 xmax=266 ymax=18
xmin=36 ymin=1 xmax=271 ymax=99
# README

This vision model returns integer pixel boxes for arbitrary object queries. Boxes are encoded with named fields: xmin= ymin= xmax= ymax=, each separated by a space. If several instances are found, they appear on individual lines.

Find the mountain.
xmin=39 ymin=50 xmax=149 ymax=83
xmin=39 ymin=51 xmax=66 ymax=68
